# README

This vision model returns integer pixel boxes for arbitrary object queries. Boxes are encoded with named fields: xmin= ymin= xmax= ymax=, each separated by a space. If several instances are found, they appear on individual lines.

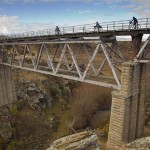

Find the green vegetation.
xmin=10 ymin=104 xmax=18 ymax=115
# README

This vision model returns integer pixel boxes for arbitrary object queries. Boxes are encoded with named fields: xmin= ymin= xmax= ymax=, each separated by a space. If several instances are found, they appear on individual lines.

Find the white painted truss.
xmin=0 ymin=39 xmax=126 ymax=89
xmin=134 ymin=35 xmax=150 ymax=62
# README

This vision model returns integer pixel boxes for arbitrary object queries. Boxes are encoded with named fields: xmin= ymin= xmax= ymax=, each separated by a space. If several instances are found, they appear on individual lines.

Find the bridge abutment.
xmin=108 ymin=61 xmax=148 ymax=149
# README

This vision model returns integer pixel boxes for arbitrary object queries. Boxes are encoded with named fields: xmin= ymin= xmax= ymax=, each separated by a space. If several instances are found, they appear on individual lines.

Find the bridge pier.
xmin=0 ymin=50 xmax=17 ymax=106
xmin=108 ymin=61 xmax=147 ymax=149
xmin=131 ymin=34 xmax=143 ymax=58
xmin=0 ymin=64 xmax=17 ymax=106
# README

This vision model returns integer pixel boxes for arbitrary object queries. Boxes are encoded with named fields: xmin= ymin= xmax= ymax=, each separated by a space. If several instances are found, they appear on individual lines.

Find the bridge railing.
xmin=0 ymin=18 xmax=150 ymax=41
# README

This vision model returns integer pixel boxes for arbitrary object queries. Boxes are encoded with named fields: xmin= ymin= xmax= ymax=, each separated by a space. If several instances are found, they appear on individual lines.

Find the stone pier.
xmin=0 ymin=49 xmax=17 ymax=106
xmin=0 ymin=64 xmax=17 ymax=106
xmin=108 ymin=61 xmax=148 ymax=149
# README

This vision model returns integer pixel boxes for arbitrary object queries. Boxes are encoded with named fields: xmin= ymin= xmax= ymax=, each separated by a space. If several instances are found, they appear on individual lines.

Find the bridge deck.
xmin=0 ymin=18 xmax=150 ymax=43
xmin=1 ymin=29 xmax=150 ymax=43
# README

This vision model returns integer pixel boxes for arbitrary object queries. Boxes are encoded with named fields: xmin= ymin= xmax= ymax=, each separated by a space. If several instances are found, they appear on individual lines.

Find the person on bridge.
xmin=55 ymin=26 xmax=60 ymax=34
xmin=130 ymin=17 xmax=138 ymax=29
xmin=94 ymin=21 xmax=102 ymax=32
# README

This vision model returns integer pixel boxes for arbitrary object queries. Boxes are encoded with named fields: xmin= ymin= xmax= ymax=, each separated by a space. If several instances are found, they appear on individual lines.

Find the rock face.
xmin=127 ymin=136 xmax=150 ymax=150
xmin=15 ymin=78 xmax=72 ymax=109
xmin=0 ymin=113 xmax=13 ymax=139
xmin=15 ymin=79 xmax=53 ymax=108
xmin=47 ymin=131 xmax=100 ymax=150
xmin=0 ymin=122 xmax=12 ymax=139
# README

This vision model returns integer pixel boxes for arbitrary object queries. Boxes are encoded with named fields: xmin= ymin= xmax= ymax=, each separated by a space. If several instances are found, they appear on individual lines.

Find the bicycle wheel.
xmin=99 ymin=27 xmax=103 ymax=32
xmin=129 ymin=24 xmax=133 ymax=30
xmin=137 ymin=24 xmax=141 ymax=29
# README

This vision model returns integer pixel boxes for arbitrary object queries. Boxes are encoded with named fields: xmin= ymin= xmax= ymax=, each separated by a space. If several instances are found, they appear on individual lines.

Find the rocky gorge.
xmin=0 ymin=65 xmax=149 ymax=150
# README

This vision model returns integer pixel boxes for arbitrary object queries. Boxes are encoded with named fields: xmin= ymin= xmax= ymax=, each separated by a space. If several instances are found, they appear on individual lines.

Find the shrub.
xmin=16 ymin=100 xmax=25 ymax=110
xmin=6 ymin=140 xmax=25 ymax=150
xmin=10 ymin=104 xmax=18 ymax=115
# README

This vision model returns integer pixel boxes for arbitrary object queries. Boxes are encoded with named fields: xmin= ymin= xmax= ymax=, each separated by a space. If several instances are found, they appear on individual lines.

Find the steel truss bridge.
xmin=0 ymin=18 xmax=150 ymax=90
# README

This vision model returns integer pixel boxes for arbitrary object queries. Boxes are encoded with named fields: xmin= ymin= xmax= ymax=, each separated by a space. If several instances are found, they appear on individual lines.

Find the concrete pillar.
xmin=108 ymin=61 xmax=148 ymax=149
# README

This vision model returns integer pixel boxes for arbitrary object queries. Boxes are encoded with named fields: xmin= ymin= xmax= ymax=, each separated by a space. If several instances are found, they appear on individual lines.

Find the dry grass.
xmin=144 ymin=127 xmax=150 ymax=137
xmin=70 ymin=83 xmax=112 ymax=129
xmin=13 ymin=69 xmax=47 ymax=82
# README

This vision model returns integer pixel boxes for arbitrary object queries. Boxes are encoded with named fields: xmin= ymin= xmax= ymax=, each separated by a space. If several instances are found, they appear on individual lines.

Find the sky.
xmin=0 ymin=0 xmax=149 ymax=35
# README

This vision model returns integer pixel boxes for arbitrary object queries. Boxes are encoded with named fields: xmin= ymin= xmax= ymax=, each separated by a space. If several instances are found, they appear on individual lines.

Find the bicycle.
xmin=55 ymin=27 xmax=61 ymax=35
xmin=129 ymin=21 xmax=141 ymax=30
xmin=94 ymin=25 xmax=103 ymax=32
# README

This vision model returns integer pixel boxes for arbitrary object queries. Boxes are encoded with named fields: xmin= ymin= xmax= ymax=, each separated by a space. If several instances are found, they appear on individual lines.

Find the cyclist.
xmin=94 ymin=21 xmax=102 ymax=32
xmin=55 ymin=26 xmax=60 ymax=34
xmin=130 ymin=17 xmax=138 ymax=29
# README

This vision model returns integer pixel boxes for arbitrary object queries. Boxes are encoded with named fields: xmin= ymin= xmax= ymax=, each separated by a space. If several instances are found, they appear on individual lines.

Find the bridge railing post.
xmin=113 ymin=21 xmax=115 ymax=31
xmin=46 ymin=29 xmax=48 ymax=35
xmin=122 ymin=23 xmax=123 ymax=31
xmin=107 ymin=24 xmax=108 ymax=31
xmin=129 ymin=20 xmax=131 ymax=30
xmin=73 ymin=26 xmax=74 ymax=34
xmin=146 ymin=18 xmax=148 ymax=29
xmin=83 ymin=25 xmax=86 ymax=33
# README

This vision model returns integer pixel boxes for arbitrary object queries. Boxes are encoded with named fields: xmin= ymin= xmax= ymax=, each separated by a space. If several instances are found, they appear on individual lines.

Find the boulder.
xmin=127 ymin=136 xmax=150 ymax=150
xmin=47 ymin=131 xmax=100 ymax=150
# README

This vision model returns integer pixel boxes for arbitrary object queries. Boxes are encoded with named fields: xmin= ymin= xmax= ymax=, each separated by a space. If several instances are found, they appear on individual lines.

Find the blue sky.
xmin=0 ymin=0 xmax=149 ymax=34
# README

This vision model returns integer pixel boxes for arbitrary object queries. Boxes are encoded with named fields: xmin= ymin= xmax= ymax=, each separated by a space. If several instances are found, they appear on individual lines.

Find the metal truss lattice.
xmin=134 ymin=35 xmax=150 ymax=62
xmin=0 ymin=39 xmax=125 ymax=89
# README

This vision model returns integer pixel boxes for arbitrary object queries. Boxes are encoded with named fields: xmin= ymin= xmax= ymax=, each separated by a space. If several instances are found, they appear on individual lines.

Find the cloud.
xmin=103 ymin=0 xmax=121 ymax=3
xmin=78 ymin=10 xmax=92 ymax=15
xmin=123 ymin=4 xmax=136 ymax=9
xmin=103 ymin=0 xmax=150 ymax=17
xmin=0 ymin=0 xmax=124 ymax=4
xmin=0 ymin=0 xmax=58 ymax=3
xmin=0 ymin=15 xmax=56 ymax=35
xmin=132 ymin=0 xmax=150 ymax=17
xmin=0 ymin=0 xmax=149 ymax=35
xmin=103 ymin=13 xmax=114 ymax=16
xmin=0 ymin=15 xmax=19 ymax=34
